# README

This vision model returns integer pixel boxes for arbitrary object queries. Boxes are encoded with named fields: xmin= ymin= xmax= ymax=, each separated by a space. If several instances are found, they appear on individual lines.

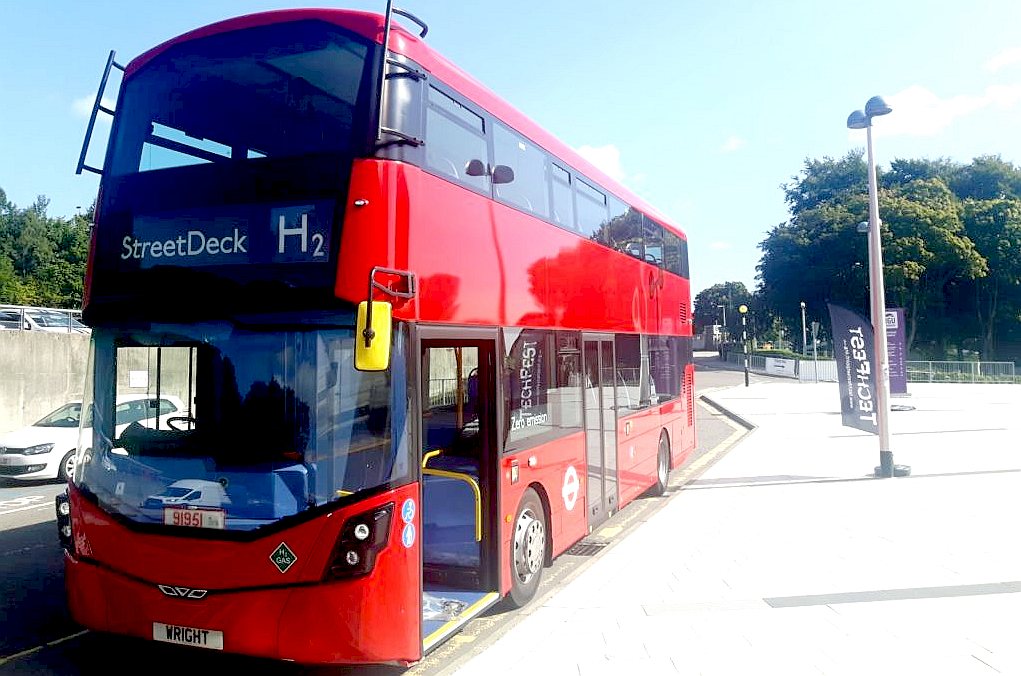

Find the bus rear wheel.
xmin=651 ymin=432 xmax=670 ymax=496
xmin=507 ymin=487 xmax=546 ymax=608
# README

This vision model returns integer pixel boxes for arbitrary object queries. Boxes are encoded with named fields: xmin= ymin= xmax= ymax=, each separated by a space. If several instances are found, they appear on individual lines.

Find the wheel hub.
xmin=514 ymin=509 xmax=545 ymax=581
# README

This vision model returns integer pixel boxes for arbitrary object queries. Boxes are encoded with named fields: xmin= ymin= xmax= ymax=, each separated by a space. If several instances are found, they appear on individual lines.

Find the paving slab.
xmin=451 ymin=380 xmax=1021 ymax=675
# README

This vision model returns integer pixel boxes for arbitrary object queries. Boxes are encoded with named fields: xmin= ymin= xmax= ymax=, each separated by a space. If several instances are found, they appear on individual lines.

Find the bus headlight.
xmin=324 ymin=502 xmax=393 ymax=581
xmin=55 ymin=491 xmax=75 ymax=554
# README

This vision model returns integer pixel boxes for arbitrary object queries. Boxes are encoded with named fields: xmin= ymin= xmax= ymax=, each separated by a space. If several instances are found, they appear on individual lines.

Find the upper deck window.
xmin=109 ymin=21 xmax=375 ymax=176
xmin=424 ymin=86 xmax=489 ymax=192
xmin=576 ymin=179 xmax=608 ymax=242
xmin=550 ymin=164 xmax=575 ymax=230
xmin=493 ymin=123 xmax=549 ymax=219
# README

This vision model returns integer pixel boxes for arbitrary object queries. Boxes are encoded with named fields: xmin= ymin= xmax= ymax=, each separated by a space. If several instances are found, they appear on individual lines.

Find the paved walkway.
xmin=448 ymin=380 xmax=1021 ymax=675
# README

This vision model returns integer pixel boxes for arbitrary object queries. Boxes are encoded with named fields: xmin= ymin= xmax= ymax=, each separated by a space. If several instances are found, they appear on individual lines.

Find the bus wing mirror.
xmin=491 ymin=164 xmax=515 ymax=184
xmin=465 ymin=159 xmax=486 ymax=177
xmin=355 ymin=301 xmax=392 ymax=371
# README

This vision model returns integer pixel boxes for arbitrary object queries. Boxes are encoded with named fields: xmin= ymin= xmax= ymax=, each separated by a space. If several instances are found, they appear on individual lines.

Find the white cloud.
xmin=720 ymin=135 xmax=746 ymax=152
xmin=984 ymin=47 xmax=1021 ymax=72
xmin=864 ymin=83 xmax=1021 ymax=138
xmin=72 ymin=93 xmax=116 ymax=119
xmin=709 ymin=241 xmax=731 ymax=250
xmin=576 ymin=144 xmax=626 ymax=182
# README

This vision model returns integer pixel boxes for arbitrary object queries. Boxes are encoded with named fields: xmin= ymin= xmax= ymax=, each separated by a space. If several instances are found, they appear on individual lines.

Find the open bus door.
xmin=417 ymin=332 xmax=502 ymax=652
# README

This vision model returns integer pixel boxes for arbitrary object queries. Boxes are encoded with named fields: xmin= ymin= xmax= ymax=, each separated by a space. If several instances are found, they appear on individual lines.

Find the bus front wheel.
xmin=507 ymin=487 xmax=546 ymax=608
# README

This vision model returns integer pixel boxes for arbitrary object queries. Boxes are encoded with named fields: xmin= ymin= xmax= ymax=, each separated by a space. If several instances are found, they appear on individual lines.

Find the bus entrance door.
xmin=583 ymin=335 xmax=619 ymax=529
xmin=419 ymin=338 xmax=500 ymax=652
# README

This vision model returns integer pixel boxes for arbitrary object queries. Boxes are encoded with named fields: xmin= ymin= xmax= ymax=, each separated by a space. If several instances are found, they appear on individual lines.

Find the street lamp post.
xmin=847 ymin=95 xmax=905 ymax=479
xmin=811 ymin=321 xmax=820 ymax=384
xmin=740 ymin=306 xmax=750 ymax=386
xmin=800 ymin=301 xmax=808 ymax=356
xmin=717 ymin=304 xmax=727 ymax=342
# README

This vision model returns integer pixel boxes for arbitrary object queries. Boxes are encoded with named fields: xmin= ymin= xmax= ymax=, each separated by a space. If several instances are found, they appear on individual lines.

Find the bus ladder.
xmin=76 ymin=50 xmax=124 ymax=176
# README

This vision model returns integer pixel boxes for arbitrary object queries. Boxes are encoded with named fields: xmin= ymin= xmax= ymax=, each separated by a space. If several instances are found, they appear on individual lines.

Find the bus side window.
xmin=493 ymin=122 xmax=549 ymax=219
xmin=550 ymin=164 xmax=576 ymax=231
xmin=608 ymin=200 xmax=643 ymax=261
xmin=643 ymin=216 xmax=664 ymax=266
xmin=662 ymin=228 xmax=687 ymax=277
xmin=576 ymin=179 xmax=608 ymax=243
xmin=425 ymin=86 xmax=489 ymax=193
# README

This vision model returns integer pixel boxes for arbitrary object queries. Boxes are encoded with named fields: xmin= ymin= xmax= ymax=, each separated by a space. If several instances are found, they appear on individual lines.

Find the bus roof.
xmin=124 ymin=8 xmax=686 ymax=240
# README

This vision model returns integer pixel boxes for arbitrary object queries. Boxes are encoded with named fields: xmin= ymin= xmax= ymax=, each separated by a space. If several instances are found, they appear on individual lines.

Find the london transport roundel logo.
xmin=562 ymin=465 xmax=579 ymax=511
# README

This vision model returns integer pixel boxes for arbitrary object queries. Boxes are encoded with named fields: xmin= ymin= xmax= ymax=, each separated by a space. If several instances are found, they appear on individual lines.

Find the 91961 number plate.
xmin=163 ymin=507 xmax=225 ymax=529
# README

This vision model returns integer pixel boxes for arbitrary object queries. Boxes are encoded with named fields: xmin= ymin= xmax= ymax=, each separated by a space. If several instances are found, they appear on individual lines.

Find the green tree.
xmin=693 ymin=282 xmax=752 ymax=336
xmin=951 ymin=155 xmax=1021 ymax=200
xmin=886 ymin=157 xmax=959 ymax=189
xmin=0 ymin=187 xmax=90 ymax=308
xmin=959 ymin=198 xmax=1021 ymax=358
xmin=758 ymin=158 xmax=991 ymax=359
xmin=782 ymin=150 xmax=868 ymax=216
xmin=881 ymin=179 xmax=986 ymax=356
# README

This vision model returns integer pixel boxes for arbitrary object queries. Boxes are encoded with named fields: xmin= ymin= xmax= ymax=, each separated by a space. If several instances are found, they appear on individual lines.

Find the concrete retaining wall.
xmin=0 ymin=331 xmax=89 ymax=434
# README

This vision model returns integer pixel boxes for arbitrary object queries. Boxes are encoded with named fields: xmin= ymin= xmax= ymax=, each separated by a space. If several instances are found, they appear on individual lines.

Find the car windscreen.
xmin=109 ymin=20 xmax=375 ymax=177
xmin=75 ymin=322 xmax=410 ymax=533
xmin=35 ymin=403 xmax=84 ymax=428
xmin=29 ymin=312 xmax=84 ymax=328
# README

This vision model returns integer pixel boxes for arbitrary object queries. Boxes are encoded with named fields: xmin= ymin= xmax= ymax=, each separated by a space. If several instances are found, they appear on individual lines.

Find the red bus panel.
xmin=65 ymin=482 xmax=422 ymax=665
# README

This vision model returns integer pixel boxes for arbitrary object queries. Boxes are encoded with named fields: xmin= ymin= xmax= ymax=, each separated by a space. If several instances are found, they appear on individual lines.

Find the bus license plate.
xmin=153 ymin=622 xmax=224 ymax=650
xmin=163 ymin=507 xmax=225 ymax=529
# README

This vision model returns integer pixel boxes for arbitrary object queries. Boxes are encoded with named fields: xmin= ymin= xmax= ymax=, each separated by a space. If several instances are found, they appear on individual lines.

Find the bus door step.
xmin=421 ymin=589 xmax=500 ymax=653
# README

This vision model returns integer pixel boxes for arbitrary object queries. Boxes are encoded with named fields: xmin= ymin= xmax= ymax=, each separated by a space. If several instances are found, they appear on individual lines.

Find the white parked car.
xmin=0 ymin=306 xmax=89 ymax=334
xmin=0 ymin=394 xmax=186 ymax=482
xmin=143 ymin=479 xmax=232 ymax=510
xmin=25 ymin=309 xmax=91 ymax=334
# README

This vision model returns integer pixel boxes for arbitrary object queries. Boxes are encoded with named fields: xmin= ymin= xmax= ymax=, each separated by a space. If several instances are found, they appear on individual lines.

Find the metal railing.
xmin=906 ymin=361 xmax=1016 ymax=383
xmin=723 ymin=353 xmax=1018 ymax=385
xmin=428 ymin=378 xmax=469 ymax=407
xmin=0 ymin=304 xmax=87 ymax=333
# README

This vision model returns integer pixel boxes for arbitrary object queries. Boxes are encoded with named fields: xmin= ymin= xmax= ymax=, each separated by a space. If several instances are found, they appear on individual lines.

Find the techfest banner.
xmin=886 ymin=308 xmax=907 ymax=395
xmin=506 ymin=329 xmax=548 ymax=432
xmin=828 ymin=303 xmax=879 ymax=434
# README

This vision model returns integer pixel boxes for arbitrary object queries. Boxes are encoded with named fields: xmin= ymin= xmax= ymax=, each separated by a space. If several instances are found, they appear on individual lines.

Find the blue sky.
xmin=2 ymin=1 xmax=1020 ymax=297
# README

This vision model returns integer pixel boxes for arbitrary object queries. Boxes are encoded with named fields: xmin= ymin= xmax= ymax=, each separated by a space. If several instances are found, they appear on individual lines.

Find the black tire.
xmin=507 ymin=487 xmax=546 ymax=608
xmin=58 ymin=450 xmax=76 ymax=482
xmin=651 ymin=432 xmax=670 ymax=496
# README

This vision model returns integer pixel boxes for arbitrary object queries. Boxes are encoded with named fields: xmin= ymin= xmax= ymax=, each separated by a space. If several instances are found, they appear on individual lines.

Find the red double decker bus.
xmin=58 ymin=4 xmax=695 ymax=666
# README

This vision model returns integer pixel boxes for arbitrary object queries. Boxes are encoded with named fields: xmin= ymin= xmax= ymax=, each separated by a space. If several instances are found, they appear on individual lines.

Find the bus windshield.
xmin=75 ymin=321 xmax=409 ymax=533
xmin=109 ymin=20 xmax=375 ymax=176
